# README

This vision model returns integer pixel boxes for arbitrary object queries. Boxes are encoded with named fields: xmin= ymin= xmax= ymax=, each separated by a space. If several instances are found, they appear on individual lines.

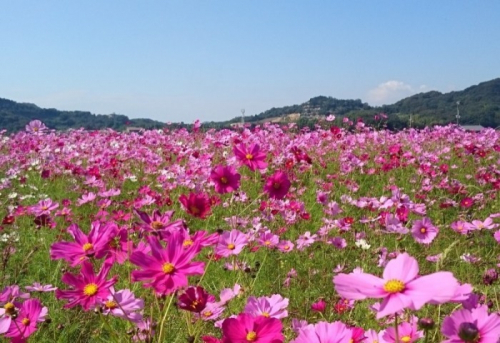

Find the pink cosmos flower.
xmin=441 ymin=305 xmax=500 ymax=342
xmin=277 ymin=240 xmax=294 ymax=253
xmin=451 ymin=220 xmax=474 ymax=235
xmin=30 ymin=198 xmax=59 ymax=216
xmin=77 ymin=192 xmax=97 ymax=206
xmin=258 ymin=231 xmax=279 ymax=248
xmin=210 ymin=165 xmax=241 ymax=194
xmin=134 ymin=209 xmax=186 ymax=237
xmin=221 ymin=313 xmax=283 ymax=343
xmin=311 ymin=299 xmax=326 ymax=313
xmin=102 ymin=289 xmax=144 ymax=322
xmin=333 ymin=253 xmax=460 ymax=318
xmin=4 ymin=298 xmax=48 ymax=341
xmin=25 ymin=283 xmax=57 ymax=292
xmin=382 ymin=317 xmax=423 ymax=343
xmin=264 ymin=171 xmax=291 ymax=200
xmin=130 ymin=233 xmax=205 ymax=295
xmin=244 ymin=295 xmax=289 ymax=319
xmin=364 ymin=329 xmax=385 ymax=343
xmin=50 ymin=221 xmax=117 ymax=266
xmin=55 ymin=261 xmax=117 ymax=311
xmin=215 ymin=229 xmax=248 ymax=257
xmin=469 ymin=218 xmax=497 ymax=230
xmin=411 ymin=217 xmax=439 ymax=244
xmin=25 ymin=119 xmax=48 ymax=134
xmin=233 ymin=143 xmax=268 ymax=171
xmin=290 ymin=321 xmax=351 ymax=343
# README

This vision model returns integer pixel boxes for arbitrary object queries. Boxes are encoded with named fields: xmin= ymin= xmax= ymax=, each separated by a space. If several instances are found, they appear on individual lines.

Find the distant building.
xmin=125 ymin=126 xmax=143 ymax=133
xmin=460 ymin=125 xmax=485 ymax=132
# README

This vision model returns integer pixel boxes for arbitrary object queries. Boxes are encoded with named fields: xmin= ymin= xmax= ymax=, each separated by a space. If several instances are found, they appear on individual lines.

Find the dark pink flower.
xmin=50 ymin=221 xmax=118 ymax=266
xmin=210 ymin=165 xmax=241 ymax=194
xmin=177 ymin=286 xmax=209 ymax=313
xmin=222 ymin=313 xmax=283 ymax=343
xmin=233 ymin=143 xmax=268 ymax=171
xmin=130 ymin=232 xmax=205 ymax=295
xmin=264 ymin=171 xmax=291 ymax=200
xmin=55 ymin=261 xmax=117 ymax=311
xmin=4 ymin=299 xmax=48 ymax=341
xmin=179 ymin=192 xmax=212 ymax=219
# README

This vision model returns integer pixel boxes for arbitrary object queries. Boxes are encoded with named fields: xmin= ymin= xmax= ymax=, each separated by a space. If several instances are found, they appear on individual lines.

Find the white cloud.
xmin=367 ymin=80 xmax=428 ymax=106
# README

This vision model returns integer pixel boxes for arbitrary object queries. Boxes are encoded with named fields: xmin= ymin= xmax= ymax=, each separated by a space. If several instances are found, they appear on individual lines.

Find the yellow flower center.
xmin=105 ymin=300 xmax=118 ymax=309
xmin=401 ymin=336 xmax=411 ymax=343
xmin=162 ymin=262 xmax=175 ymax=274
xmin=383 ymin=279 xmax=405 ymax=293
xmin=183 ymin=239 xmax=194 ymax=247
xmin=42 ymin=206 xmax=48 ymax=211
xmin=4 ymin=302 xmax=15 ymax=315
xmin=246 ymin=331 xmax=257 ymax=342
xmin=190 ymin=206 xmax=200 ymax=215
xmin=283 ymin=245 xmax=290 ymax=250
xmin=220 ymin=176 xmax=228 ymax=184
xmin=82 ymin=243 xmax=93 ymax=252
xmin=264 ymin=240 xmax=271 ymax=246
xmin=227 ymin=243 xmax=236 ymax=250
xmin=246 ymin=153 xmax=253 ymax=160
xmin=420 ymin=227 xmax=427 ymax=233
xmin=83 ymin=283 xmax=98 ymax=296
xmin=151 ymin=221 xmax=164 ymax=230
xmin=261 ymin=311 xmax=270 ymax=317
xmin=203 ymin=310 xmax=213 ymax=317
xmin=21 ymin=318 xmax=30 ymax=326
xmin=191 ymin=300 xmax=199 ymax=309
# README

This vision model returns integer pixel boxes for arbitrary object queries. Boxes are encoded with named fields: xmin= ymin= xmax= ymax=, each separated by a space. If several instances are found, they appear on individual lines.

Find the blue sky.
xmin=1 ymin=1 xmax=499 ymax=123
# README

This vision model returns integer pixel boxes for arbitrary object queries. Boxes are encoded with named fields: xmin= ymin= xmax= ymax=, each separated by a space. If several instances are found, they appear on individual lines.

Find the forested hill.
xmin=0 ymin=98 xmax=166 ymax=133
xmin=224 ymin=78 xmax=500 ymax=129
xmin=1 ymin=78 xmax=499 ymax=133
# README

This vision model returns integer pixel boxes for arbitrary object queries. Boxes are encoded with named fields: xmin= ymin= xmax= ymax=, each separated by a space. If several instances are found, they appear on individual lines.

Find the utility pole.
xmin=241 ymin=109 xmax=245 ymax=126
xmin=409 ymin=113 xmax=413 ymax=129
xmin=456 ymin=101 xmax=460 ymax=125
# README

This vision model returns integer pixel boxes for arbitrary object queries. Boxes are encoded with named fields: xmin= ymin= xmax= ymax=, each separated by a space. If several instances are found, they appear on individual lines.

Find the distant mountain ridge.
xmin=1 ymin=78 xmax=499 ymax=133
xmin=223 ymin=78 xmax=500 ymax=129
xmin=0 ymin=98 xmax=166 ymax=133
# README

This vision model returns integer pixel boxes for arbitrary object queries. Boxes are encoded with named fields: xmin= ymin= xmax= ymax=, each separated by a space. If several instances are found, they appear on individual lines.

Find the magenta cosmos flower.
xmin=130 ymin=232 xmax=205 ymax=295
xmin=210 ymin=165 xmax=241 ymax=194
xmin=233 ymin=143 xmax=268 ymax=171
xmin=134 ymin=209 xmax=186 ymax=237
xmin=50 ymin=221 xmax=117 ymax=266
xmin=25 ymin=119 xmax=47 ymax=134
xmin=441 ymin=305 xmax=500 ymax=343
xmin=290 ymin=321 xmax=351 ymax=343
xmin=179 ymin=192 xmax=212 ymax=219
xmin=56 ymin=261 xmax=117 ymax=311
xmin=215 ymin=229 xmax=249 ymax=257
xmin=411 ymin=217 xmax=439 ymax=244
xmin=264 ymin=171 xmax=291 ymax=200
xmin=382 ymin=317 xmax=423 ymax=343
xmin=222 ymin=313 xmax=283 ymax=343
xmin=333 ymin=253 xmax=460 ymax=318
xmin=4 ymin=298 xmax=48 ymax=341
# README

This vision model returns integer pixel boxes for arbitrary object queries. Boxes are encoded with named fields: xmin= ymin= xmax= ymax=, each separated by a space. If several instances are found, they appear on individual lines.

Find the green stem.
xmin=157 ymin=294 xmax=175 ymax=342
xmin=394 ymin=315 xmax=400 ymax=343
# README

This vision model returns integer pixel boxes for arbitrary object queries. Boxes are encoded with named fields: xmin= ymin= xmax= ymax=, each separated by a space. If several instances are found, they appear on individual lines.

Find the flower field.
xmin=1 ymin=119 xmax=500 ymax=342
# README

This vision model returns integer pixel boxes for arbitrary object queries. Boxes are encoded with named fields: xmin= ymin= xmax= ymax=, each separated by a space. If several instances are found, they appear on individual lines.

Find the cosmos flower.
xmin=222 ymin=313 xmax=283 ymax=343
xmin=411 ymin=217 xmax=439 ymax=245
xmin=179 ymin=192 xmax=212 ymax=219
xmin=263 ymin=171 xmax=291 ymax=200
xmin=210 ymin=165 xmax=241 ymax=194
xmin=215 ymin=229 xmax=248 ymax=257
xmin=441 ymin=305 xmax=500 ymax=343
xmin=3 ymin=298 xmax=48 ymax=341
xmin=244 ymin=295 xmax=289 ymax=319
xmin=55 ymin=261 xmax=117 ymax=311
xmin=130 ymin=232 xmax=205 ymax=295
xmin=290 ymin=321 xmax=351 ymax=343
xmin=50 ymin=221 xmax=117 ymax=266
xmin=233 ymin=143 xmax=268 ymax=171
xmin=333 ymin=253 xmax=460 ymax=318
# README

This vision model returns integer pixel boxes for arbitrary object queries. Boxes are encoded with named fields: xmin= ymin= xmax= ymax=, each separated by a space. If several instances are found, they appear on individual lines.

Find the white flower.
xmin=355 ymin=239 xmax=371 ymax=250
xmin=8 ymin=192 xmax=18 ymax=199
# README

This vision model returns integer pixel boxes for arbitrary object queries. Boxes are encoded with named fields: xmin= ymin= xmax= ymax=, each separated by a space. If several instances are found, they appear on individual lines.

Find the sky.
xmin=1 ymin=1 xmax=499 ymax=123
